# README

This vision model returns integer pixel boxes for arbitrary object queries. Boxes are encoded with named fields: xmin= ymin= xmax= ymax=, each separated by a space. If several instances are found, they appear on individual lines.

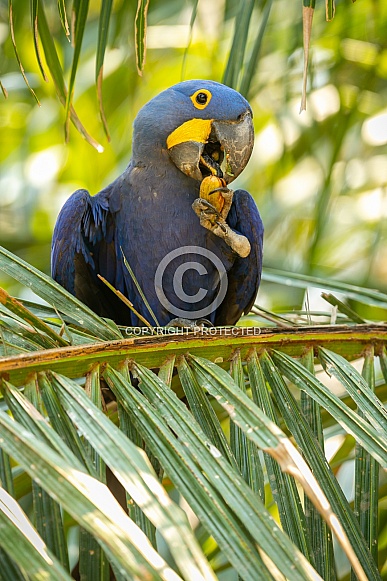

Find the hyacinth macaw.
xmin=52 ymin=80 xmax=263 ymax=327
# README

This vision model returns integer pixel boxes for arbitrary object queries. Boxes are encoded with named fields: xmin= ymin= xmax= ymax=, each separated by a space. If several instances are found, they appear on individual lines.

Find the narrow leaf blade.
xmin=135 ymin=0 xmax=150 ymax=75
xmin=0 ymin=245 xmax=121 ymax=340
xmin=96 ymin=0 xmax=113 ymax=138
xmin=0 ymin=487 xmax=71 ymax=580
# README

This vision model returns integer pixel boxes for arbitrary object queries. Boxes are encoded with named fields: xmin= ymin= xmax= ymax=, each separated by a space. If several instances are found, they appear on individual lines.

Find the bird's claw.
xmin=196 ymin=318 xmax=214 ymax=327
xmin=209 ymin=186 xmax=230 ymax=195
xmin=192 ymin=196 xmax=251 ymax=258
xmin=210 ymin=186 xmax=234 ymax=215
xmin=192 ymin=198 xmax=222 ymax=229
xmin=215 ymin=220 xmax=227 ymax=233
xmin=166 ymin=317 xmax=214 ymax=330
xmin=193 ymin=198 xmax=221 ymax=216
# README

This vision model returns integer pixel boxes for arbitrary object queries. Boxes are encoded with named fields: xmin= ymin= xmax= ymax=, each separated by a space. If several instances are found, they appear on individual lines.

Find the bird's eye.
xmin=191 ymin=89 xmax=212 ymax=110
xmin=196 ymin=92 xmax=208 ymax=104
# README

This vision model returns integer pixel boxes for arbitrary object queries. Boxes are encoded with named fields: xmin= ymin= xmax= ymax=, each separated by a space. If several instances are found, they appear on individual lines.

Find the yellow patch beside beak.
xmin=166 ymin=118 xmax=213 ymax=149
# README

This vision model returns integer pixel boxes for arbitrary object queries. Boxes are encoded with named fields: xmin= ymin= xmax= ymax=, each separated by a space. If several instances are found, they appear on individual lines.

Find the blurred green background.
xmin=1 ymin=0 xmax=387 ymax=315
xmin=1 ymin=4 xmax=387 ymax=579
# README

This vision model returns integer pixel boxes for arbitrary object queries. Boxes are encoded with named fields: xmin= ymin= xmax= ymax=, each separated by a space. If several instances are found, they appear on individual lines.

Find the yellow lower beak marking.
xmin=166 ymin=119 xmax=213 ymax=149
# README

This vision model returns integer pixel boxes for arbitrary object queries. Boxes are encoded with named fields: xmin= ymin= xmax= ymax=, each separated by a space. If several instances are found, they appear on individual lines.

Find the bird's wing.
xmin=215 ymin=189 xmax=264 ymax=325
xmin=51 ymin=188 xmax=121 ymax=320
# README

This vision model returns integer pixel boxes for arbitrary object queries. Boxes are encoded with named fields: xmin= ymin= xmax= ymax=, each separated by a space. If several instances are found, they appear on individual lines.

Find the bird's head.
xmin=132 ymin=80 xmax=254 ymax=184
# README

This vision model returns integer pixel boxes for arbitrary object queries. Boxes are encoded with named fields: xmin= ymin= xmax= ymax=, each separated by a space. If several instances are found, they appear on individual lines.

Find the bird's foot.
xmin=166 ymin=317 xmax=213 ymax=330
xmin=192 ymin=198 xmax=223 ymax=230
xmin=192 ymin=198 xmax=251 ymax=258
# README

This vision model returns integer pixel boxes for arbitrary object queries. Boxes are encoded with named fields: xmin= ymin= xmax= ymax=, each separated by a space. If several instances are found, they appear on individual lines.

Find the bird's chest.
xmin=144 ymin=185 xmax=203 ymax=244
xmin=119 ymin=179 xmax=234 ymax=266
xmin=116 ymin=177 xmax=236 ymax=324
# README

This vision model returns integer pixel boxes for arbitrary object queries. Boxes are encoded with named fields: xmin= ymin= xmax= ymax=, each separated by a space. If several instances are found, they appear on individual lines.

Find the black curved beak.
xmin=167 ymin=111 xmax=254 ymax=184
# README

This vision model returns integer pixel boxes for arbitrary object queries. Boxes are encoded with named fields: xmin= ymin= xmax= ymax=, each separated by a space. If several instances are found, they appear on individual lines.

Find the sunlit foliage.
xmin=1 ymin=1 xmax=387 ymax=313
xmin=1 ymin=3 xmax=387 ymax=577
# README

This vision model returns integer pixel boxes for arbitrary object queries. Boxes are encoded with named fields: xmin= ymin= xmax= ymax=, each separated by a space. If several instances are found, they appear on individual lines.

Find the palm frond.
xmin=0 ymin=249 xmax=386 ymax=579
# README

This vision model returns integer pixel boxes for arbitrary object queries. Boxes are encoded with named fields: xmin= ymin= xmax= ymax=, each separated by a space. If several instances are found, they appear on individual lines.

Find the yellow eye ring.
xmin=190 ymin=89 xmax=212 ymax=110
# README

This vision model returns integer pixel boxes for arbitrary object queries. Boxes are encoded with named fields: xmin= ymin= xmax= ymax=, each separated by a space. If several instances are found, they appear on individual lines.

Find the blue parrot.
xmin=51 ymin=80 xmax=263 ymax=327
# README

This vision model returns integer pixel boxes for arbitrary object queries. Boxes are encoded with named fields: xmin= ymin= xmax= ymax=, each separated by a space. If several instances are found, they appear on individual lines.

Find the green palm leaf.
xmin=0 ymin=246 xmax=386 ymax=579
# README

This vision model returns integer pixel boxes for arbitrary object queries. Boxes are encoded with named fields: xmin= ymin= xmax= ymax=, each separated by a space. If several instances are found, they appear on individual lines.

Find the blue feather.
xmin=52 ymin=80 xmax=263 ymax=326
